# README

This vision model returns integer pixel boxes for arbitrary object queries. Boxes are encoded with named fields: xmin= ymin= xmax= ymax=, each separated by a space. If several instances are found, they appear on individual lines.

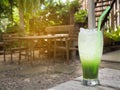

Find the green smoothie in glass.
xmin=78 ymin=28 xmax=103 ymax=86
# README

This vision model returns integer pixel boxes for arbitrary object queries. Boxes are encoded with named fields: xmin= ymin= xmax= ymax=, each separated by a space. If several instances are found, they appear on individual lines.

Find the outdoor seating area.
xmin=0 ymin=25 xmax=79 ymax=64
xmin=0 ymin=0 xmax=120 ymax=90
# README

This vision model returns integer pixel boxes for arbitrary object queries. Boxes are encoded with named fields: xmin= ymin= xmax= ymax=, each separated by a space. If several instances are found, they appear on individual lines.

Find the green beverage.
xmin=81 ymin=58 xmax=100 ymax=79
xmin=78 ymin=28 xmax=103 ymax=86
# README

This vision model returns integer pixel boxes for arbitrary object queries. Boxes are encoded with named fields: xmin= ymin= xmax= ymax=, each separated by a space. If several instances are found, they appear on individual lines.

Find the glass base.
xmin=82 ymin=79 xmax=100 ymax=86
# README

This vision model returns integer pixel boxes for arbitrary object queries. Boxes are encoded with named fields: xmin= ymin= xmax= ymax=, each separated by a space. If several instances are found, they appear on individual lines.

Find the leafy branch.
xmin=104 ymin=26 xmax=120 ymax=41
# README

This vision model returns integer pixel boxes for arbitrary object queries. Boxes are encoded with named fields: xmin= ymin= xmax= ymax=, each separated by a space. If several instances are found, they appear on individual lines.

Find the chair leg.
xmin=3 ymin=50 xmax=6 ymax=62
xmin=33 ymin=49 xmax=35 ymax=61
xmin=53 ymin=39 xmax=57 ymax=65
xmin=10 ymin=51 xmax=13 ymax=63
xmin=29 ymin=49 xmax=33 ymax=65
xmin=18 ymin=51 xmax=21 ymax=65
xmin=27 ymin=53 xmax=29 ymax=62
xmin=39 ymin=49 xmax=40 ymax=58
xmin=66 ymin=39 xmax=69 ymax=63
xmin=66 ymin=50 xmax=69 ymax=63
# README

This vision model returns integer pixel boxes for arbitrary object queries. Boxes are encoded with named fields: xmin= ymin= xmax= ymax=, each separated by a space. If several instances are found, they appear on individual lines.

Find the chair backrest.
xmin=45 ymin=25 xmax=79 ymax=47
xmin=2 ymin=34 xmax=18 ymax=48
xmin=45 ymin=25 xmax=74 ymax=34
xmin=69 ymin=27 xmax=79 ymax=41
xmin=45 ymin=25 xmax=79 ymax=41
xmin=2 ymin=34 xmax=18 ymax=41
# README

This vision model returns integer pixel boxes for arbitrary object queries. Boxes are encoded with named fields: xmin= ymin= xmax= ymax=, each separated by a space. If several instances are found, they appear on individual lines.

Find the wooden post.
xmin=88 ymin=0 xmax=96 ymax=29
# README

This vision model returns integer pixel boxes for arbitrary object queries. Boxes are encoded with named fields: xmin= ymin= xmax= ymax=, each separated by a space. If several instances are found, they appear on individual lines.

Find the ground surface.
xmin=0 ymin=54 xmax=120 ymax=90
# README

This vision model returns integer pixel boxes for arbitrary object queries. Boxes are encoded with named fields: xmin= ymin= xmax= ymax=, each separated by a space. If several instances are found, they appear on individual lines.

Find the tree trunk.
xmin=18 ymin=0 xmax=24 ymax=31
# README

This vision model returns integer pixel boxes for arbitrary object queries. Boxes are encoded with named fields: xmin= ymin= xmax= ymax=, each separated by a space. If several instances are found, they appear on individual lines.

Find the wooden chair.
xmin=55 ymin=25 xmax=78 ymax=62
xmin=2 ymin=34 xmax=28 ymax=64
xmin=45 ymin=25 xmax=78 ymax=63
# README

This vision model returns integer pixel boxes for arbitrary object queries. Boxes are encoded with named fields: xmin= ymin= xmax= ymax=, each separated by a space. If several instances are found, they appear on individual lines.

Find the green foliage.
xmin=74 ymin=9 xmax=87 ymax=23
xmin=39 ymin=0 xmax=70 ymax=25
xmin=0 ymin=0 xmax=9 ymax=7
xmin=104 ymin=26 xmax=120 ymax=41
xmin=0 ymin=0 xmax=10 ymax=18
xmin=0 ymin=18 xmax=11 ymax=33
xmin=24 ymin=0 xmax=40 ymax=18
xmin=0 ymin=0 xmax=19 ymax=34
xmin=6 ymin=24 xmax=19 ymax=34
xmin=13 ymin=7 xmax=19 ymax=24
xmin=69 ymin=0 xmax=80 ymax=11
xmin=1 ymin=0 xmax=83 ymax=35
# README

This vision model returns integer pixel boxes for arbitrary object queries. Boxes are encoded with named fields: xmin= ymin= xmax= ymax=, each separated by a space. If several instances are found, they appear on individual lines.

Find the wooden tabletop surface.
xmin=13 ymin=34 xmax=69 ymax=40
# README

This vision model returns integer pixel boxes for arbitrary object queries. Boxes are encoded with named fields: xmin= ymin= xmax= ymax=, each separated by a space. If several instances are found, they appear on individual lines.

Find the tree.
xmin=69 ymin=0 xmax=81 ymax=24
xmin=17 ymin=0 xmax=40 ymax=34
xmin=0 ymin=0 xmax=82 ymax=34
xmin=18 ymin=0 xmax=24 ymax=32
xmin=0 ymin=0 xmax=18 ymax=33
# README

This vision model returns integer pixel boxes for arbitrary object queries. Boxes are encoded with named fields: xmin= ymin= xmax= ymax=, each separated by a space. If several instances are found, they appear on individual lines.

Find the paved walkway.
xmin=102 ymin=50 xmax=120 ymax=62
xmin=47 ymin=68 xmax=120 ymax=90
xmin=47 ymin=50 xmax=120 ymax=90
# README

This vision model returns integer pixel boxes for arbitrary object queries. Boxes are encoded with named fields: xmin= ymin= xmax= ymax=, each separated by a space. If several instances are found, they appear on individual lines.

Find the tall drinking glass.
xmin=78 ymin=28 xmax=103 ymax=86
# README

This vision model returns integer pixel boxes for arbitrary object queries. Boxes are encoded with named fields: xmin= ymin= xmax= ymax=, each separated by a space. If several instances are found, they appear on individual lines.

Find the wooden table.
xmin=48 ymin=68 xmax=120 ymax=90
xmin=13 ymin=34 xmax=69 ymax=64
xmin=15 ymin=34 xmax=68 ymax=39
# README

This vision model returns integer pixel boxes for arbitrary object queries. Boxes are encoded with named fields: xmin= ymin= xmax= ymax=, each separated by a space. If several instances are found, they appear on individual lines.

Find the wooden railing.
xmin=95 ymin=0 xmax=110 ymax=27
xmin=95 ymin=0 xmax=100 ymax=6
xmin=110 ymin=0 xmax=120 ymax=29
xmin=101 ymin=0 xmax=116 ymax=29
xmin=95 ymin=0 xmax=120 ymax=30
xmin=80 ymin=0 xmax=119 ymax=29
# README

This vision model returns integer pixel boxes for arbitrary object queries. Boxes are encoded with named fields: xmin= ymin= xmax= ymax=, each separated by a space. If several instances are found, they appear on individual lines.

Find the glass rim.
xmin=79 ymin=28 xmax=103 ymax=35
xmin=80 ymin=28 xmax=102 ymax=33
